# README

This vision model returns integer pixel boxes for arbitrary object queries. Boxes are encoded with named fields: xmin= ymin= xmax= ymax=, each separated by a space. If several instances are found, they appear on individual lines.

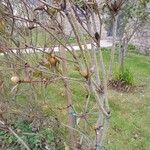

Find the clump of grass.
xmin=114 ymin=68 xmax=134 ymax=86
xmin=128 ymin=44 xmax=136 ymax=52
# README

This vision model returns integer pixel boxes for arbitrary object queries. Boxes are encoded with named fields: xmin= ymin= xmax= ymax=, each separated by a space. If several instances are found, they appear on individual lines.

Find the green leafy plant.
xmin=114 ymin=68 xmax=134 ymax=85
xmin=128 ymin=44 xmax=136 ymax=52
xmin=0 ymin=120 xmax=64 ymax=149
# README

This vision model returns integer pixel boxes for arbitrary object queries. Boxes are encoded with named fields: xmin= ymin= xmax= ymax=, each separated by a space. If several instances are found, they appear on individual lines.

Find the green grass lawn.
xmin=0 ymin=49 xmax=150 ymax=149
xmin=104 ymin=51 xmax=150 ymax=150
xmin=39 ymin=50 xmax=150 ymax=150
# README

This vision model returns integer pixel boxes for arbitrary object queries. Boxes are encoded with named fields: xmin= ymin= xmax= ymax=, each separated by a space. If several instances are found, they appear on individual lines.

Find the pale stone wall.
xmin=131 ymin=22 xmax=150 ymax=54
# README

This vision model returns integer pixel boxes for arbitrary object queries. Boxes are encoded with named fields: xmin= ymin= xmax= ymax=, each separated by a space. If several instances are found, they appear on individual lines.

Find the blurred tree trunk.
xmin=60 ymin=18 xmax=76 ymax=148
xmin=108 ymin=14 xmax=118 ymax=78
xmin=119 ymin=38 xmax=127 ymax=70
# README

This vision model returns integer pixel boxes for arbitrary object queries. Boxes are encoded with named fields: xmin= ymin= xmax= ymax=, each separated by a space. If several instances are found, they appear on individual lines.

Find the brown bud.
xmin=80 ymin=69 xmax=89 ymax=79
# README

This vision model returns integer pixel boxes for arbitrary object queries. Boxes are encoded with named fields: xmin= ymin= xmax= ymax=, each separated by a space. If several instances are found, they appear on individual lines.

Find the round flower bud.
xmin=11 ymin=76 xmax=20 ymax=84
